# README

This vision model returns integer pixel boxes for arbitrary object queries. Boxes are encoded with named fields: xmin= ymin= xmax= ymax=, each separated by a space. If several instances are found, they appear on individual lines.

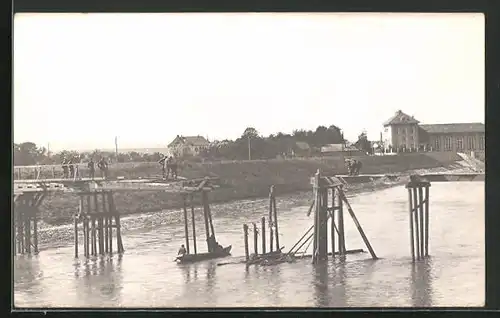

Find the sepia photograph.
xmin=13 ymin=12 xmax=485 ymax=308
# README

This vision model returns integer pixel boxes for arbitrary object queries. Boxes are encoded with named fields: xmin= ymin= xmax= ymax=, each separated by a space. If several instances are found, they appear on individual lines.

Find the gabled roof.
xmin=383 ymin=110 xmax=420 ymax=126
xmin=168 ymin=135 xmax=210 ymax=147
xmin=419 ymin=123 xmax=484 ymax=134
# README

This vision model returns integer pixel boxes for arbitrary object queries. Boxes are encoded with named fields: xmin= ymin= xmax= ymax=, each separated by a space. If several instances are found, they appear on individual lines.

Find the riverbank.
xmin=38 ymin=152 xmax=463 ymax=225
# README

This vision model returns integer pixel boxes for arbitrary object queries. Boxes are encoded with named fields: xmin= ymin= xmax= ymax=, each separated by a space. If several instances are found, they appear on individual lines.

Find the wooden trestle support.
xmin=309 ymin=169 xmax=378 ymax=264
xmin=406 ymin=175 xmax=431 ymax=263
xmin=13 ymin=192 xmax=46 ymax=255
xmin=74 ymin=191 xmax=124 ymax=258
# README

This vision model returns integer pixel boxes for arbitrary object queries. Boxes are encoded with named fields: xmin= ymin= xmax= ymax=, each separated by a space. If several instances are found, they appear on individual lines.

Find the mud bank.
xmin=38 ymin=152 xmax=462 ymax=226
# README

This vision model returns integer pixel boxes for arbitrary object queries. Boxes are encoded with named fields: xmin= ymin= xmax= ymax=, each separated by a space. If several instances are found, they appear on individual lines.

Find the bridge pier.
xmin=74 ymin=190 xmax=124 ymax=258
xmin=14 ymin=192 xmax=45 ymax=255
xmin=309 ymin=170 xmax=377 ymax=264
xmin=406 ymin=176 xmax=431 ymax=262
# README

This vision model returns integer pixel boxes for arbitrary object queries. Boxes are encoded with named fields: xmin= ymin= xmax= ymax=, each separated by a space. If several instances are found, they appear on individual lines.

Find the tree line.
xmin=14 ymin=124 xmax=374 ymax=165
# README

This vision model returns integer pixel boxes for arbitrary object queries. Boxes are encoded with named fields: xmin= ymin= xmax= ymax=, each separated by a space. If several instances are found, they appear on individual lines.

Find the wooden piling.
xmin=33 ymin=211 xmax=38 ymax=254
xmin=314 ymin=187 xmax=329 ymax=261
xmin=331 ymin=188 xmax=336 ymax=258
xmin=244 ymin=224 xmax=249 ymax=262
xmin=253 ymin=223 xmax=258 ymax=255
xmin=182 ymin=195 xmax=190 ymax=254
xmin=85 ymin=196 xmax=90 ymax=257
xmin=271 ymin=186 xmax=280 ymax=251
xmin=91 ymin=216 xmax=97 ymax=256
xmin=424 ymin=185 xmax=430 ymax=257
xmin=269 ymin=190 xmax=274 ymax=252
xmin=108 ymin=192 xmax=124 ymax=253
xmin=412 ymin=187 xmax=420 ymax=260
xmin=101 ymin=191 xmax=110 ymax=255
xmin=202 ymin=191 xmax=211 ymax=252
xmin=25 ymin=212 xmax=31 ymax=254
xmin=312 ymin=170 xmax=320 ymax=263
xmin=338 ymin=188 xmax=346 ymax=255
xmin=408 ymin=188 xmax=415 ymax=262
xmin=261 ymin=217 xmax=266 ymax=255
xmin=418 ymin=186 xmax=425 ymax=258
xmin=75 ymin=197 xmax=82 ymax=258
xmin=190 ymin=194 xmax=197 ymax=255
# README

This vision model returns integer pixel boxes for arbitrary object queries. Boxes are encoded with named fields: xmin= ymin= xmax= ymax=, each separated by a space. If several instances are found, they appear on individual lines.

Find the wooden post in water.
xmin=202 ymin=191 xmax=211 ymax=252
xmin=33 ymin=208 xmax=38 ymax=254
xmin=271 ymin=186 xmax=280 ymax=251
xmin=104 ymin=193 xmax=110 ymax=254
xmin=182 ymin=195 xmax=191 ymax=254
xmin=330 ymin=188 xmax=336 ymax=258
xmin=337 ymin=187 xmax=346 ymax=255
xmin=312 ymin=170 xmax=320 ymax=263
xmin=105 ymin=192 xmax=113 ymax=254
xmin=243 ymin=224 xmax=249 ymax=262
xmin=408 ymin=188 xmax=415 ymax=262
xmin=412 ymin=187 xmax=420 ymax=261
xmin=25 ymin=204 xmax=31 ymax=254
xmin=424 ymin=185 xmax=430 ymax=257
xmin=253 ymin=222 xmax=258 ymax=255
xmin=261 ymin=216 xmax=266 ymax=255
xmin=418 ymin=187 xmax=425 ymax=258
xmin=85 ymin=196 xmax=90 ymax=258
xmin=190 ymin=194 xmax=197 ymax=255
xmin=268 ymin=190 xmax=274 ymax=253
xmin=75 ymin=197 xmax=82 ymax=258
xmin=108 ymin=192 xmax=124 ymax=254
xmin=319 ymin=187 xmax=329 ymax=260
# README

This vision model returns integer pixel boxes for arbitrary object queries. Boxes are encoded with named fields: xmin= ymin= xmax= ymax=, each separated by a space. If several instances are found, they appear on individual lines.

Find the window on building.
xmin=479 ymin=136 xmax=485 ymax=150
xmin=467 ymin=136 xmax=475 ymax=150
xmin=434 ymin=138 xmax=440 ymax=151
xmin=444 ymin=136 xmax=452 ymax=151
xmin=456 ymin=137 xmax=464 ymax=151
xmin=411 ymin=126 xmax=415 ymax=134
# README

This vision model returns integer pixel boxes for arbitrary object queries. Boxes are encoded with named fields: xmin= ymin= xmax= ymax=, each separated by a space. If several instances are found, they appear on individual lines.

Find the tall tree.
xmin=354 ymin=131 xmax=372 ymax=154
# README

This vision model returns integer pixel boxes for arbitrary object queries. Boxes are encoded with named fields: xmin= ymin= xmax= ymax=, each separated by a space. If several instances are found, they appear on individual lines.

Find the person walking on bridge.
xmin=62 ymin=157 xmax=69 ymax=179
xmin=88 ymin=158 xmax=95 ymax=179
xmin=97 ymin=157 xmax=109 ymax=179
xmin=354 ymin=160 xmax=362 ymax=175
xmin=68 ymin=157 xmax=75 ymax=179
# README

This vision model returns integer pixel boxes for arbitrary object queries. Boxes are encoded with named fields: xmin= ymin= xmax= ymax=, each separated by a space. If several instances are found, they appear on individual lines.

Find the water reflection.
xmin=14 ymin=255 xmax=44 ymax=301
xmin=410 ymin=258 xmax=434 ymax=307
xmin=313 ymin=262 xmax=330 ymax=307
xmin=73 ymin=255 xmax=123 ymax=306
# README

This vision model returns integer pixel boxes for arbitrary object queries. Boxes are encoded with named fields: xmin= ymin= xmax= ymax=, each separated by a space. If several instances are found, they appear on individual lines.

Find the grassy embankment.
xmin=39 ymin=152 xmax=461 ymax=225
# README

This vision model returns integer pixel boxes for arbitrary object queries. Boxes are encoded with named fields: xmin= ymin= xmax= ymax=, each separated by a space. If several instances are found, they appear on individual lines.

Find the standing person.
xmin=62 ymin=157 xmax=69 ymax=179
xmin=68 ymin=157 xmax=75 ymax=178
xmin=88 ymin=158 xmax=95 ymax=179
xmin=97 ymin=157 xmax=109 ymax=179
xmin=354 ymin=160 xmax=363 ymax=175
xmin=158 ymin=155 xmax=167 ymax=180
xmin=345 ymin=158 xmax=352 ymax=176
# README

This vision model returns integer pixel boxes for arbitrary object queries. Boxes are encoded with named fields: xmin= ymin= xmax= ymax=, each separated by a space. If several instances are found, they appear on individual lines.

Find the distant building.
xmin=382 ymin=110 xmax=485 ymax=153
xmin=168 ymin=135 xmax=211 ymax=157
xmin=293 ymin=141 xmax=311 ymax=157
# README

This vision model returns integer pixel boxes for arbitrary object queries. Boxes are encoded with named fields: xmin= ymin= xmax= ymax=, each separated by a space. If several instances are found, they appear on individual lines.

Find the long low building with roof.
xmin=381 ymin=110 xmax=485 ymax=155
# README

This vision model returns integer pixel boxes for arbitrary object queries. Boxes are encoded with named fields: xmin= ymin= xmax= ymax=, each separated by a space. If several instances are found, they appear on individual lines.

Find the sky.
xmin=14 ymin=13 xmax=484 ymax=151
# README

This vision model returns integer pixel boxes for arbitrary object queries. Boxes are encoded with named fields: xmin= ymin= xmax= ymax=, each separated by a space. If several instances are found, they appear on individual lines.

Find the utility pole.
xmin=115 ymin=136 xmax=119 ymax=163
xmin=248 ymin=136 xmax=251 ymax=160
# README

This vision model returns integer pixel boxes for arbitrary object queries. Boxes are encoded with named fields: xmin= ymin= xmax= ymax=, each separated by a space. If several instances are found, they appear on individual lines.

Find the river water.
xmin=14 ymin=182 xmax=484 ymax=308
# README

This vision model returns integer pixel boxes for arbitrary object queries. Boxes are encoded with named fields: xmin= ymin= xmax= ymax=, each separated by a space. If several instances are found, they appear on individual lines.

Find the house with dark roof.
xmin=382 ymin=110 xmax=485 ymax=153
xmin=168 ymin=135 xmax=211 ymax=157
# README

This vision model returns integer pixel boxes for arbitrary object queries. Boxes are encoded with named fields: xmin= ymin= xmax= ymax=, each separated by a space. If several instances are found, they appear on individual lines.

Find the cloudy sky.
xmin=14 ymin=13 xmax=484 ymax=151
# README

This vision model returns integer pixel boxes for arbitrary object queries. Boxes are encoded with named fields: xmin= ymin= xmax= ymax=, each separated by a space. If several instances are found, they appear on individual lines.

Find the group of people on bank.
xmin=345 ymin=158 xmax=362 ymax=176
xmin=158 ymin=155 xmax=178 ymax=180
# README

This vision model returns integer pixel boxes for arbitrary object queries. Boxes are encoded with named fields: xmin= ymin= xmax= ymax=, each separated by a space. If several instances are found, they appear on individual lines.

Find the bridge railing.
xmin=13 ymin=164 xmax=88 ymax=181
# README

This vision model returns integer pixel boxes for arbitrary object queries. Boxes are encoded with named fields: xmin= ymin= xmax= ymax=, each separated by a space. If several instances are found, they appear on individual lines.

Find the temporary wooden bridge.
xmin=12 ymin=164 xmax=220 ymax=258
